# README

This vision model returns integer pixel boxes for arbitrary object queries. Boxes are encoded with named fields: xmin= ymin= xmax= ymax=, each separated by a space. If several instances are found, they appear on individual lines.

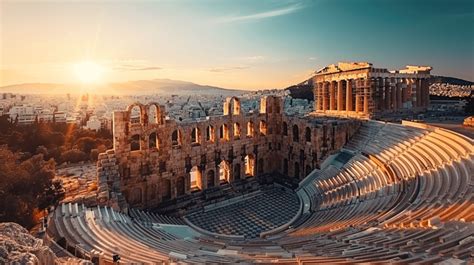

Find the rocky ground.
xmin=55 ymin=162 xmax=98 ymax=206
xmin=0 ymin=222 xmax=55 ymax=264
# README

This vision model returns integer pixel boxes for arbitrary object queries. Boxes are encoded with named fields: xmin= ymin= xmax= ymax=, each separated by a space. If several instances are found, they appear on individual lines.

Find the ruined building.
xmin=96 ymin=96 xmax=360 ymax=210
xmin=313 ymin=62 xmax=432 ymax=118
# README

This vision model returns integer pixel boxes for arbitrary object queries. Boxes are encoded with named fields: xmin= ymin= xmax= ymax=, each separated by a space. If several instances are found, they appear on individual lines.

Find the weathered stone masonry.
xmin=97 ymin=96 xmax=360 ymax=210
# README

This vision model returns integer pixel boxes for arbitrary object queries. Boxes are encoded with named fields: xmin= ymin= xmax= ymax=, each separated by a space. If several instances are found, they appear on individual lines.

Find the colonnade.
xmin=314 ymin=77 xmax=430 ymax=116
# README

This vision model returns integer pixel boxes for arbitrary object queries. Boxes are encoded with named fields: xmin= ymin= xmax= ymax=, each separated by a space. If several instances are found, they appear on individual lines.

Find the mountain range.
xmin=0 ymin=79 xmax=243 ymax=96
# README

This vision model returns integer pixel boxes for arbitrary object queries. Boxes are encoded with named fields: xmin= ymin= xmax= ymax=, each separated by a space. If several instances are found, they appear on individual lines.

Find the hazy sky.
xmin=1 ymin=0 xmax=473 ymax=89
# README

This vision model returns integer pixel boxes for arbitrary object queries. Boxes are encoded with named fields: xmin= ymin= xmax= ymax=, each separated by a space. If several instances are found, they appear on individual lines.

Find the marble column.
xmin=391 ymin=78 xmax=397 ymax=110
xmin=355 ymin=80 xmax=362 ymax=113
xmin=337 ymin=80 xmax=344 ymax=111
xmin=322 ymin=82 xmax=329 ymax=111
xmin=384 ymin=78 xmax=391 ymax=110
xmin=329 ymin=81 xmax=336 ymax=111
xmin=416 ymin=78 xmax=422 ymax=108
xmin=346 ymin=79 xmax=353 ymax=112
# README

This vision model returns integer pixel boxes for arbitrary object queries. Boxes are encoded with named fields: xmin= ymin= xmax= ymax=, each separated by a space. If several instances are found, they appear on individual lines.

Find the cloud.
xmin=217 ymin=3 xmax=304 ymax=23
xmin=209 ymin=66 xmax=250 ymax=73
xmin=308 ymin=57 xmax=317 ymax=61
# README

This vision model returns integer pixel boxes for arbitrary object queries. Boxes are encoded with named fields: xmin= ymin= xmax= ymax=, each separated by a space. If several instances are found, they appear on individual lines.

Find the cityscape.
xmin=0 ymin=0 xmax=473 ymax=264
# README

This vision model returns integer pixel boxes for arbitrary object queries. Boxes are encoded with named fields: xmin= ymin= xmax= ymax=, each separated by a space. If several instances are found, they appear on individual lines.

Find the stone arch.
xmin=129 ymin=187 xmax=142 ymax=205
xmin=146 ymin=103 xmax=165 ymax=125
xmin=259 ymin=120 xmax=267 ymax=136
xmin=247 ymin=121 xmax=255 ymax=137
xmin=294 ymin=162 xmax=300 ymax=178
xmin=176 ymin=176 xmax=185 ymax=196
xmin=148 ymin=184 xmax=157 ymax=201
xmin=127 ymin=104 xmax=145 ymax=124
xmin=130 ymin=134 xmax=140 ymax=151
xmin=206 ymin=125 xmax=215 ymax=142
xmin=219 ymin=161 xmax=231 ymax=183
xmin=244 ymin=154 xmax=255 ymax=177
xmin=257 ymin=158 xmax=264 ymax=175
xmin=282 ymin=122 xmax=288 ymax=136
xmin=293 ymin=124 xmax=299 ymax=142
xmin=233 ymin=122 xmax=241 ymax=139
xmin=219 ymin=124 xmax=229 ymax=141
xmin=161 ymin=179 xmax=171 ymax=200
xmin=191 ymin=127 xmax=201 ymax=145
xmin=305 ymin=127 xmax=311 ymax=142
xmin=190 ymin=166 xmax=202 ymax=190
xmin=171 ymin=129 xmax=182 ymax=146
xmin=224 ymin=97 xmax=241 ymax=116
xmin=283 ymin=158 xmax=289 ymax=175
xmin=148 ymin=132 xmax=158 ymax=149
xmin=207 ymin=170 xmax=216 ymax=188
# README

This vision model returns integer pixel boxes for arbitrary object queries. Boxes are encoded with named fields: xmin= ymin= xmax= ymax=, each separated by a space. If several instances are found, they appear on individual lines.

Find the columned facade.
xmin=313 ymin=62 xmax=432 ymax=118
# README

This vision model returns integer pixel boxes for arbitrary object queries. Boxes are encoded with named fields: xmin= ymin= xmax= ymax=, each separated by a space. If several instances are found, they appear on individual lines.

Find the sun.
xmin=73 ymin=61 xmax=105 ymax=84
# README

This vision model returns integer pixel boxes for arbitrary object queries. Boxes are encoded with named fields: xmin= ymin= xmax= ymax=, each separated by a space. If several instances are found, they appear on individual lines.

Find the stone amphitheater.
xmin=46 ymin=90 xmax=474 ymax=263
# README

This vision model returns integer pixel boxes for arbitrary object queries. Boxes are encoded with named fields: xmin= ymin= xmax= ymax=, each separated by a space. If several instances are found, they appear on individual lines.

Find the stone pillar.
xmin=397 ymin=80 xmax=403 ymax=110
xmin=411 ymin=78 xmax=417 ymax=108
xmin=423 ymin=78 xmax=430 ymax=108
xmin=416 ymin=78 xmax=422 ymax=108
xmin=337 ymin=80 xmax=344 ymax=111
xmin=315 ymin=82 xmax=321 ymax=111
xmin=346 ymin=79 xmax=353 ymax=112
xmin=329 ymin=81 xmax=336 ymax=111
xmin=322 ymin=82 xmax=329 ymax=111
xmin=355 ymin=80 xmax=362 ymax=113
xmin=390 ymin=78 xmax=396 ymax=110
xmin=384 ymin=78 xmax=391 ymax=110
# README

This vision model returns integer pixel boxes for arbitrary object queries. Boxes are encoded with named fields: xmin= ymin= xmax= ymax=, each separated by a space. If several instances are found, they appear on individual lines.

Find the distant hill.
xmin=430 ymin=76 xmax=473 ymax=86
xmin=0 ymin=79 xmax=243 ymax=96
xmin=286 ymin=75 xmax=473 ymax=101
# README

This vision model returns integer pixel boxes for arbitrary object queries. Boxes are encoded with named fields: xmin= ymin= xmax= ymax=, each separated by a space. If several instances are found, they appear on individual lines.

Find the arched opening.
xmin=257 ymin=158 xmax=264 ymax=175
xmin=259 ymin=121 xmax=267 ymax=136
xmin=282 ymin=122 xmax=288 ymax=136
xmin=190 ymin=166 xmax=202 ymax=191
xmin=283 ymin=159 xmax=288 ymax=175
xmin=247 ymin=121 xmax=254 ymax=137
xmin=130 ymin=105 xmax=141 ymax=124
xmin=305 ymin=127 xmax=311 ymax=142
xmin=161 ymin=179 xmax=171 ymax=200
xmin=294 ymin=162 xmax=300 ymax=178
xmin=245 ymin=154 xmax=255 ymax=177
xmin=234 ymin=163 xmax=241 ymax=180
xmin=172 ymin=129 xmax=182 ymax=147
xmin=131 ymin=134 xmax=140 ymax=151
xmin=233 ymin=123 xmax=241 ymax=139
xmin=148 ymin=105 xmax=158 ymax=124
xmin=206 ymin=125 xmax=215 ymax=142
xmin=219 ymin=161 xmax=230 ymax=184
xmin=232 ymin=98 xmax=241 ymax=115
xmin=148 ymin=184 xmax=157 ymax=201
xmin=148 ymin=132 xmax=158 ymax=149
xmin=176 ymin=177 xmax=185 ymax=196
xmin=207 ymin=170 xmax=215 ymax=188
xmin=191 ymin=127 xmax=200 ymax=145
xmin=293 ymin=125 xmax=299 ymax=142
xmin=219 ymin=124 xmax=229 ymax=141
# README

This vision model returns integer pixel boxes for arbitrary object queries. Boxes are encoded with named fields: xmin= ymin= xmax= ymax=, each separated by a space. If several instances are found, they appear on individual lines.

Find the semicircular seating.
xmin=48 ymin=121 xmax=474 ymax=264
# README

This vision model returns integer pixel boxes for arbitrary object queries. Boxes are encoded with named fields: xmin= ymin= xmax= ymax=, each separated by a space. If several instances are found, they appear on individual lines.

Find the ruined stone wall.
xmin=97 ymin=96 xmax=360 ymax=209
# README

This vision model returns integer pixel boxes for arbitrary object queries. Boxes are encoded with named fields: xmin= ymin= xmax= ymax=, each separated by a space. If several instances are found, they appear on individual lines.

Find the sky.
xmin=0 ymin=0 xmax=473 ymax=90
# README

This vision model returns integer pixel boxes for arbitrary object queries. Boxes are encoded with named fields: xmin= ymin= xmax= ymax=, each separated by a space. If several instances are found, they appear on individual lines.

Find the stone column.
xmin=315 ymin=82 xmax=321 ymax=111
xmin=384 ymin=78 xmax=391 ymax=110
xmin=397 ymin=80 xmax=403 ymax=110
xmin=423 ymin=78 xmax=430 ymax=108
xmin=410 ymin=78 xmax=417 ymax=108
xmin=337 ymin=80 xmax=344 ymax=111
xmin=346 ymin=79 xmax=353 ymax=112
xmin=329 ymin=81 xmax=336 ymax=111
xmin=355 ymin=80 xmax=362 ymax=113
xmin=322 ymin=82 xmax=329 ymax=111
xmin=390 ymin=78 xmax=396 ymax=110
xmin=416 ymin=78 xmax=422 ymax=108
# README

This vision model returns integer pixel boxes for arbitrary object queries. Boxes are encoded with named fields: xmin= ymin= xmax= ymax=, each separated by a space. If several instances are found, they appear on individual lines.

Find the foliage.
xmin=0 ymin=148 xmax=63 ymax=229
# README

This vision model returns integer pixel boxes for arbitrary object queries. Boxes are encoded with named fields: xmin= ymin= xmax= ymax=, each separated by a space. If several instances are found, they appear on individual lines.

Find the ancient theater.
xmin=47 ymin=62 xmax=474 ymax=264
